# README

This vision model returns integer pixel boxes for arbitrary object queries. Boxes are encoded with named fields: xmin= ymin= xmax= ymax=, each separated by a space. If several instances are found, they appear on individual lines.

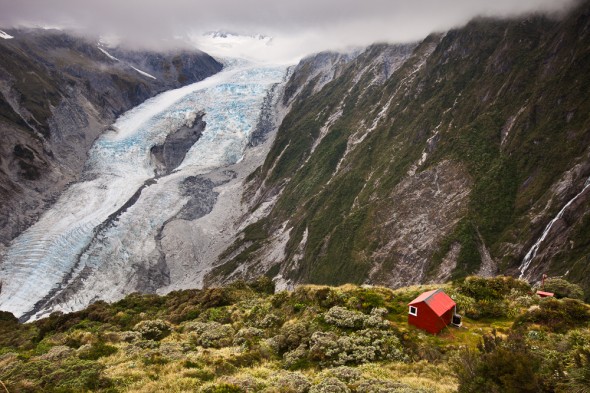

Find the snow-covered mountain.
xmin=192 ymin=31 xmax=274 ymax=62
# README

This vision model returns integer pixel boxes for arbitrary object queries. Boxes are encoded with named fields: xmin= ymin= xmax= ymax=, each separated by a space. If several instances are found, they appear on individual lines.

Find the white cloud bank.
xmin=0 ymin=0 xmax=580 ymax=61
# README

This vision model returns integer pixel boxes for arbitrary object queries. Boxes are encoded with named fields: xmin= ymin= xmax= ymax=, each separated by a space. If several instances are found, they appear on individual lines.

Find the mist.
xmin=0 ymin=0 xmax=580 ymax=61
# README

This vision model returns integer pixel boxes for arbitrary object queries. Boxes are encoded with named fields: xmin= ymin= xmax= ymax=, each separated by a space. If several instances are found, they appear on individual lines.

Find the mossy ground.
xmin=1 ymin=276 xmax=588 ymax=392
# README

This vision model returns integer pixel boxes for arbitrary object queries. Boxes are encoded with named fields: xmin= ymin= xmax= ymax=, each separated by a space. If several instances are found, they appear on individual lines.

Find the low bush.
xmin=233 ymin=327 xmax=264 ymax=347
xmin=309 ymin=329 xmax=405 ymax=366
xmin=454 ymin=332 xmax=544 ymax=393
xmin=542 ymin=278 xmax=585 ymax=300
xmin=187 ymin=321 xmax=234 ymax=348
xmin=310 ymin=377 xmax=350 ymax=393
xmin=271 ymin=321 xmax=310 ymax=355
xmin=133 ymin=319 xmax=172 ymax=341
xmin=514 ymin=297 xmax=590 ymax=333
xmin=0 ymin=357 xmax=113 ymax=392
xmin=462 ymin=299 xmax=510 ymax=320
xmin=454 ymin=276 xmax=530 ymax=301
xmin=265 ymin=371 xmax=311 ymax=393
xmin=78 ymin=341 xmax=117 ymax=360
xmin=324 ymin=307 xmax=367 ymax=329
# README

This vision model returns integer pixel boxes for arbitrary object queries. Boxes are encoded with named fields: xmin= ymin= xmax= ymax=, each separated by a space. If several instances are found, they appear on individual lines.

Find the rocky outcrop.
xmin=368 ymin=160 xmax=472 ymax=287
xmin=0 ymin=29 xmax=222 ymax=247
xmin=150 ymin=112 xmax=206 ymax=176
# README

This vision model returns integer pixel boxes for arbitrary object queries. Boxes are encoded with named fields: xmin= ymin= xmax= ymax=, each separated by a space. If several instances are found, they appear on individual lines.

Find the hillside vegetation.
xmin=0 ymin=276 xmax=588 ymax=392
xmin=208 ymin=0 xmax=590 ymax=297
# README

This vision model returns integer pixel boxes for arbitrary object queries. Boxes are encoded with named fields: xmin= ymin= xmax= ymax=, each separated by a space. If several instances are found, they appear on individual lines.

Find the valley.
xmin=0 ymin=58 xmax=287 ymax=321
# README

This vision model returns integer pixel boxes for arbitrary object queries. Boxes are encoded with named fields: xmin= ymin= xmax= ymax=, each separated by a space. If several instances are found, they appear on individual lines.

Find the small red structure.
xmin=408 ymin=289 xmax=457 ymax=334
xmin=537 ymin=274 xmax=554 ymax=297
xmin=536 ymin=290 xmax=554 ymax=298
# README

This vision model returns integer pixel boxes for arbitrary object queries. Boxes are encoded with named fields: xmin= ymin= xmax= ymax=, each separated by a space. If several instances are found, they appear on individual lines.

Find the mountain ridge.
xmin=0 ymin=28 xmax=222 ymax=248
xmin=207 ymin=0 xmax=590 ymax=297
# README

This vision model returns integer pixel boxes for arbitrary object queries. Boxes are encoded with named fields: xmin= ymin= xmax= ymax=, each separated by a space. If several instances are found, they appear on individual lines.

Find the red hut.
xmin=408 ymin=289 xmax=457 ymax=334
xmin=536 ymin=290 xmax=554 ymax=298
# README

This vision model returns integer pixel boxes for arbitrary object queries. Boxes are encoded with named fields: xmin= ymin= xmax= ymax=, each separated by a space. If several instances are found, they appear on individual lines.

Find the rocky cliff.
xmin=207 ymin=1 xmax=590 ymax=297
xmin=0 ymin=29 xmax=222 ymax=248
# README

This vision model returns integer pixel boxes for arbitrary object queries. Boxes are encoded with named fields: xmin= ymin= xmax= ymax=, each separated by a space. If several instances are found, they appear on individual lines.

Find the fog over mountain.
xmin=0 ymin=0 xmax=579 ymax=60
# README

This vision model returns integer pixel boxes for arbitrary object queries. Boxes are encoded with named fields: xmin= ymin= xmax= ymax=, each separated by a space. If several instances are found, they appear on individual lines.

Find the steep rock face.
xmin=0 ymin=29 xmax=222 ymax=247
xmin=208 ymin=1 xmax=590 ymax=296
xmin=368 ymin=160 xmax=472 ymax=287
xmin=150 ymin=111 xmax=206 ymax=176
xmin=207 ymin=41 xmax=421 ymax=288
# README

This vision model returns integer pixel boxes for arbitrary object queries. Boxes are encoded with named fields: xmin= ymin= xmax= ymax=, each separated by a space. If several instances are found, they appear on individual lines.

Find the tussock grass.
xmin=1 ymin=277 xmax=589 ymax=392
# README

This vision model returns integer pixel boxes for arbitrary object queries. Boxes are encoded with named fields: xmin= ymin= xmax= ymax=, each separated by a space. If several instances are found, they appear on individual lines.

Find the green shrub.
xmin=454 ymin=276 xmax=530 ymax=301
xmin=265 ymin=371 xmax=311 ymax=393
xmin=308 ymin=329 xmax=405 ymax=366
xmin=78 ymin=341 xmax=117 ymax=360
xmin=271 ymin=321 xmax=310 ymax=354
xmin=283 ymin=344 xmax=310 ymax=370
xmin=0 ymin=311 xmax=18 ymax=325
xmin=233 ymin=327 xmax=264 ymax=347
xmin=202 ymin=383 xmax=244 ymax=393
xmin=542 ymin=278 xmax=585 ymax=300
xmin=1 ymin=358 xmax=113 ymax=392
xmin=454 ymin=332 xmax=543 ymax=393
xmin=463 ymin=299 xmax=510 ymax=320
xmin=323 ymin=306 xmax=390 ymax=329
xmin=133 ymin=319 xmax=172 ymax=341
xmin=319 ymin=366 xmax=362 ymax=383
xmin=310 ymin=377 xmax=350 ymax=393
xmin=514 ymin=297 xmax=590 ymax=333
xmin=186 ymin=321 xmax=234 ymax=348
xmin=557 ymin=348 xmax=590 ymax=393
xmin=142 ymin=352 xmax=169 ymax=366
xmin=202 ymin=307 xmax=233 ymax=323
xmin=249 ymin=276 xmax=276 ymax=294
xmin=324 ymin=307 xmax=367 ymax=329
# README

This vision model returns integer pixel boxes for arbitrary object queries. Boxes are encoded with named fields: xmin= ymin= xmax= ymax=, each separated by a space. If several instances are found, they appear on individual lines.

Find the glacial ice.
xmin=0 ymin=60 xmax=286 ymax=320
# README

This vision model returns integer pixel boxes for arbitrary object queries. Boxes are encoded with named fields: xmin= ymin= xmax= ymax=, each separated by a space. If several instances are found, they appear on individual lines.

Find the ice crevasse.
xmin=0 ymin=59 xmax=287 ymax=321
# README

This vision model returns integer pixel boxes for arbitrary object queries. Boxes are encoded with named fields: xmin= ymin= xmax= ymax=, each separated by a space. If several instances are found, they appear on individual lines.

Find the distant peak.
xmin=191 ymin=31 xmax=277 ymax=63
xmin=203 ymin=31 xmax=270 ymax=41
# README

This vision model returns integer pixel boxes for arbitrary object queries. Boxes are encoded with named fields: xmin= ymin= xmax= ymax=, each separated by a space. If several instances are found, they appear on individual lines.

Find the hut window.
xmin=409 ymin=306 xmax=418 ymax=316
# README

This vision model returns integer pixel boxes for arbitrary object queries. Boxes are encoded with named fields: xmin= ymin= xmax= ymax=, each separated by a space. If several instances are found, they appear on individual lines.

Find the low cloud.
xmin=0 ymin=0 xmax=580 ymax=60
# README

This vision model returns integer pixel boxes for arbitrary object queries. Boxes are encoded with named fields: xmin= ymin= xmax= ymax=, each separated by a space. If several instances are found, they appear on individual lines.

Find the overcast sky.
xmin=0 ymin=0 xmax=580 ymax=61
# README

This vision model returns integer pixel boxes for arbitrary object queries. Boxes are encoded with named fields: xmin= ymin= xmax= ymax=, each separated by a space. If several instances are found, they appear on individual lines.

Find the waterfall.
xmin=519 ymin=176 xmax=590 ymax=279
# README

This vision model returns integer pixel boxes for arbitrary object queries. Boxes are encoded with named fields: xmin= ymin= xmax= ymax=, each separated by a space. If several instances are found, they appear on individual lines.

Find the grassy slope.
xmin=0 ymin=277 xmax=588 ymax=392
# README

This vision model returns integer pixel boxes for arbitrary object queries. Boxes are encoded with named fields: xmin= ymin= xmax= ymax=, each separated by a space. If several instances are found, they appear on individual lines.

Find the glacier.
xmin=0 ymin=59 xmax=287 ymax=321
